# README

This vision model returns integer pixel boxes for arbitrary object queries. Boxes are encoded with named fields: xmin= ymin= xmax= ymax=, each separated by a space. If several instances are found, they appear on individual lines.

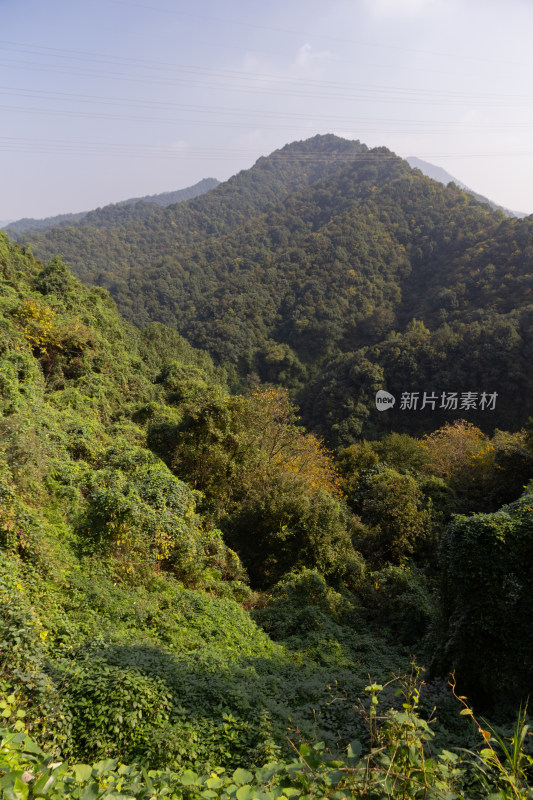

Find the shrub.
xmin=58 ymin=659 xmax=173 ymax=762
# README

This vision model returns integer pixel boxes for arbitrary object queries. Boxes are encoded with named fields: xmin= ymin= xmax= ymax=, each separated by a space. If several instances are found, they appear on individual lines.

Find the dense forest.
xmin=19 ymin=135 xmax=533 ymax=445
xmin=3 ymin=178 xmax=220 ymax=237
xmin=1 ymin=136 xmax=533 ymax=798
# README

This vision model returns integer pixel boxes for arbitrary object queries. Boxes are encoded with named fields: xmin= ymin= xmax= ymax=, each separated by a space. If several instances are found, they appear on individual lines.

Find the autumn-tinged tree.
xmin=336 ymin=441 xmax=379 ymax=498
xmin=422 ymin=420 xmax=533 ymax=512
xmin=422 ymin=420 xmax=488 ymax=480
xmin=245 ymin=387 xmax=341 ymax=496
xmin=12 ymin=298 xmax=58 ymax=356
xmin=166 ymin=386 xmax=353 ymax=586
xmin=169 ymin=386 xmax=341 ymax=518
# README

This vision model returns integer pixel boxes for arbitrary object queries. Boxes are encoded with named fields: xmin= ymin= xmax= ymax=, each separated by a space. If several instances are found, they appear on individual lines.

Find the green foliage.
xmin=17 ymin=136 xmax=533 ymax=439
xmin=160 ymin=386 xmax=353 ymax=588
xmin=34 ymin=257 xmax=74 ymax=298
xmin=2 ymin=669 xmax=531 ymax=799
xmin=140 ymin=323 xmax=222 ymax=384
xmin=350 ymin=466 xmax=432 ymax=567
xmin=227 ymin=481 xmax=359 ymax=588
xmin=359 ymin=564 xmax=434 ymax=644
xmin=59 ymin=659 xmax=174 ymax=762
xmin=77 ymin=447 xmax=226 ymax=580
xmin=2 ymin=209 xmax=533 ymax=786
xmin=434 ymin=490 xmax=533 ymax=708
xmin=0 ymin=562 xmax=70 ymax=753
xmin=374 ymin=432 xmax=430 ymax=474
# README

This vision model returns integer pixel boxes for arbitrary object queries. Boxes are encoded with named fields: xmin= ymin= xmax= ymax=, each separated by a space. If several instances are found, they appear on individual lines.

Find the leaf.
xmin=347 ymin=739 xmax=362 ymax=760
xmin=72 ymin=763 xmax=94 ymax=782
xmin=254 ymin=764 xmax=282 ymax=783
xmin=180 ymin=770 xmax=199 ymax=786
xmin=323 ymin=770 xmax=344 ymax=786
xmin=21 ymin=738 xmax=44 ymax=757
xmin=236 ymin=786 xmax=256 ymax=800
xmin=31 ymin=772 xmax=57 ymax=797
xmin=205 ymin=777 xmax=224 ymax=789
xmin=80 ymin=782 xmax=100 ymax=800
xmin=92 ymin=758 xmax=118 ymax=775
xmin=233 ymin=768 xmax=254 ymax=786
xmin=2 ymin=775 xmax=29 ymax=800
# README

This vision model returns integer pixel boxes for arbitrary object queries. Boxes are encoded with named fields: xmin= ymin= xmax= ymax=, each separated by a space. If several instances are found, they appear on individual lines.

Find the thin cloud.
xmin=364 ymin=0 xmax=435 ymax=18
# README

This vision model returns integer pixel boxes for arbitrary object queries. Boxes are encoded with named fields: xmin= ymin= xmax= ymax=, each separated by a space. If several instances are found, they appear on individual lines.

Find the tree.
xmin=352 ymin=466 xmax=431 ymax=566
xmin=225 ymin=478 xmax=359 ymax=588
xmin=422 ymin=420 xmax=487 ymax=480
xmin=165 ymin=387 xmax=354 ymax=587
xmin=168 ymin=386 xmax=341 ymax=519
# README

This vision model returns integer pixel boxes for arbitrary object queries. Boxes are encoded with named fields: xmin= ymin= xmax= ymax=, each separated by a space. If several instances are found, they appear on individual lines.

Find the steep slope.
xmin=0 ymin=232 xmax=409 ymax=771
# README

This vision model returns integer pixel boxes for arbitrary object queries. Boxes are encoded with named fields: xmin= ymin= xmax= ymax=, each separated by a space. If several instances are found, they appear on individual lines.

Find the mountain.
xmin=3 ymin=177 xmax=220 ymax=236
xmin=18 ymin=134 xmax=533 ymax=443
xmin=1 ymin=160 xmax=533 ymax=786
xmin=4 ymin=210 xmax=88 ymax=235
xmin=406 ymin=156 xmax=526 ymax=217
xmin=406 ymin=157 xmax=466 ymax=188
xmin=117 ymin=176 xmax=219 ymax=207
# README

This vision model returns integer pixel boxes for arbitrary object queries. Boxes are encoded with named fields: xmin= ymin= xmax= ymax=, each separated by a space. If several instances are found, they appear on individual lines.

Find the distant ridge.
xmin=117 ymin=177 xmax=220 ymax=208
xmin=406 ymin=156 xmax=526 ymax=218
xmin=3 ymin=177 xmax=220 ymax=236
xmin=4 ymin=210 xmax=87 ymax=235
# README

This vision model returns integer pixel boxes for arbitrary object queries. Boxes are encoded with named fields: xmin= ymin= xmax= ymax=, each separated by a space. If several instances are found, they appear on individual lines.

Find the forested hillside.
xmin=4 ymin=178 xmax=220 ymax=237
xmin=1 ymin=228 xmax=533 ymax=798
xmin=20 ymin=135 xmax=533 ymax=444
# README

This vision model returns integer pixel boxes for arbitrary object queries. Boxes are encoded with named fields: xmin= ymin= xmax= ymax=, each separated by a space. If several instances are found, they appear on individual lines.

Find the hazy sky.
xmin=2 ymin=0 xmax=533 ymax=220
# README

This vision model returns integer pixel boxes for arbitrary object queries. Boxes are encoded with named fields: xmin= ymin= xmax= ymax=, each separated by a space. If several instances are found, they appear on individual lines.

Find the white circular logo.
xmin=375 ymin=390 xmax=396 ymax=411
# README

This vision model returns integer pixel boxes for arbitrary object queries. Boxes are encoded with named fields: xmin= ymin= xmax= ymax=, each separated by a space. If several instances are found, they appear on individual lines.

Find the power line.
xmin=1 ymin=135 xmax=531 ymax=161
xmin=0 ymin=44 xmax=531 ymax=106
xmin=104 ymin=0 xmax=527 ymax=68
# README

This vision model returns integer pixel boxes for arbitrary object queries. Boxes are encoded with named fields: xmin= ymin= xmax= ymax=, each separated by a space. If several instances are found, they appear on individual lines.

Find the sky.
xmin=2 ymin=0 xmax=533 ymax=221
